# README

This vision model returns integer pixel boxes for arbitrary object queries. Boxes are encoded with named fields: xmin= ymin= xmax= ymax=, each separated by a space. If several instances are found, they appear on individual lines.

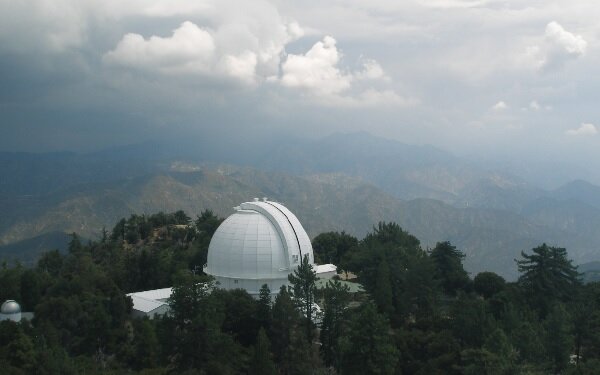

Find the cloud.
xmin=219 ymin=51 xmax=258 ymax=84
xmin=280 ymin=36 xmax=351 ymax=95
xmin=545 ymin=21 xmax=587 ymax=56
xmin=104 ymin=21 xmax=215 ymax=75
xmin=492 ymin=101 xmax=507 ymax=111
xmin=0 ymin=0 xmax=89 ymax=54
xmin=526 ymin=21 xmax=587 ymax=70
xmin=277 ymin=36 xmax=409 ymax=106
xmin=566 ymin=123 xmax=597 ymax=136
xmin=356 ymin=59 xmax=388 ymax=81
xmin=103 ymin=2 xmax=304 ymax=84
xmin=325 ymin=89 xmax=418 ymax=108
xmin=529 ymin=100 xmax=540 ymax=111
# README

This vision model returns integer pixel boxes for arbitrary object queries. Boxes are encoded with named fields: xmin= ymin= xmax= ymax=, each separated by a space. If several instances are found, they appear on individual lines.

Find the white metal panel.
xmin=129 ymin=295 xmax=167 ymax=313
xmin=127 ymin=287 xmax=173 ymax=302
xmin=315 ymin=264 xmax=337 ymax=274
xmin=205 ymin=199 xmax=317 ymax=296
xmin=205 ymin=208 xmax=288 ymax=279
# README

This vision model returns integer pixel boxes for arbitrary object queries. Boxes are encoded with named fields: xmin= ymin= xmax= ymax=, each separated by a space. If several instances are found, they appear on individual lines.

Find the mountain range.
xmin=2 ymin=132 xmax=600 ymax=280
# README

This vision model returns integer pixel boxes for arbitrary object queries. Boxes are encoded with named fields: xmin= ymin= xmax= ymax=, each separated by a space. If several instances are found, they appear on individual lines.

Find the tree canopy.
xmin=1 ymin=213 xmax=600 ymax=374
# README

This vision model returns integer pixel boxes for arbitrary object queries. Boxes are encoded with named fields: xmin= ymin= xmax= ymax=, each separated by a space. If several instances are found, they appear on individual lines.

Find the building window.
xmin=234 ymin=279 xmax=238 ymax=284
xmin=292 ymin=255 xmax=299 ymax=263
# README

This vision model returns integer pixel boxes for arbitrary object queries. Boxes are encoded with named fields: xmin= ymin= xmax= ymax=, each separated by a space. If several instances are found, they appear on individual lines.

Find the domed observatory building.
xmin=0 ymin=300 xmax=21 ymax=322
xmin=204 ymin=198 xmax=316 ymax=296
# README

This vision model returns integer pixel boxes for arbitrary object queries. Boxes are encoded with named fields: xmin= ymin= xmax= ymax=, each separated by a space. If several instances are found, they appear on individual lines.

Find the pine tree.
xmin=374 ymin=258 xmax=394 ymax=316
xmin=544 ymin=304 xmax=573 ymax=374
xmin=340 ymin=302 xmax=399 ymax=375
xmin=288 ymin=254 xmax=317 ymax=342
xmin=320 ymin=279 xmax=351 ymax=369
xmin=517 ymin=244 xmax=581 ymax=316
xmin=270 ymin=286 xmax=299 ymax=365
xmin=250 ymin=328 xmax=276 ymax=375
xmin=429 ymin=241 xmax=470 ymax=295
xmin=257 ymin=283 xmax=272 ymax=330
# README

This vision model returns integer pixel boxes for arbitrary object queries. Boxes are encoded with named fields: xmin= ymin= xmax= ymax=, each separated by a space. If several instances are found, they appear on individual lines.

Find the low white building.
xmin=127 ymin=287 xmax=171 ymax=319
xmin=315 ymin=264 xmax=337 ymax=279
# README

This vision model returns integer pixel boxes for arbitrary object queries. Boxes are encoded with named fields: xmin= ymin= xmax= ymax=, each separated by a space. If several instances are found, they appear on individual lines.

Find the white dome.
xmin=1 ymin=300 xmax=20 ymax=314
xmin=205 ymin=199 xmax=313 ymax=295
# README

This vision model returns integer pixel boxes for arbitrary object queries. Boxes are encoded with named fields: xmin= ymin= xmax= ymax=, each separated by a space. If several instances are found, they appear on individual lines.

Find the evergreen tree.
xmin=373 ymin=258 xmax=394 ymax=316
xmin=544 ymin=304 xmax=573 ymax=374
xmin=451 ymin=293 xmax=494 ymax=348
xmin=4 ymin=326 xmax=35 ymax=372
xmin=250 ymin=328 xmax=277 ymax=375
xmin=429 ymin=241 xmax=470 ymax=295
xmin=288 ymin=255 xmax=317 ymax=343
xmin=257 ymin=284 xmax=273 ymax=330
xmin=37 ymin=249 xmax=63 ymax=277
xmin=517 ymin=244 xmax=581 ymax=316
xmin=345 ymin=222 xmax=426 ymax=326
xmin=482 ymin=328 xmax=517 ymax=373
xmin=168 ymin=272 xmax=242 ymax=372
xmin=340 ymin=302 xmax=399 ymax=375
xmin=284 ymin=327 xmax=316 ymax=375
xmin=474 ymin=272 xmax=506 ymax=299
xmin=270 ymin=286 xmax=299 ymax=365
xmin=128 ymin=318 xmax=160 ymax=370
xmin=320 ymin=279 xmax=351 ymax=370
xmin=511 ymin=321 xmax=546 ymax=366
xmin=401 ymin=254 xmax=440 ymax=323
xmin=214 ymin=288 xmax=259 ymax=347
xmin=312 ymin=231 xmax=358 ymax=270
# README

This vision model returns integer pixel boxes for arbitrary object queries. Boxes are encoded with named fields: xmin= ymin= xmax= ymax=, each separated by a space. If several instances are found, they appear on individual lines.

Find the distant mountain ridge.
xmin=2 ymin=132 xmax=600 ymax=279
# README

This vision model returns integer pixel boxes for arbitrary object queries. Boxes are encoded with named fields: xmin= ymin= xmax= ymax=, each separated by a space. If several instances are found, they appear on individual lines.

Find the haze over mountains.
xmin=2 ymin=132 xmax=600 ymax=280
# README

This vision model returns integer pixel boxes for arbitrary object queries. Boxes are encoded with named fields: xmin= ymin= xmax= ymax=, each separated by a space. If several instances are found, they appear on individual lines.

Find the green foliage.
xmin=270 ymin=286 xmax=299 ymax=365
xmin=517 ymin=244 xmax=581 ymax=316
xmin=401 ymin=254 xmax=440 ymax=322
xmin=250 ymin=328 xmax=276 ymax=375
xmin=340 ymin=302 xmax=399 ymax=375
xmin=2 ymin=211 xmax=599 ymax=374
xmin=287 ymin=254 xmax=318 ymax=342
xmin=257 ymin=284 xmax=272 ymax=330
xmin=320 ymin=279 xmax=351 ymax=369
xmin=212 ymin=288 xmax=259 ymax=347
xmin=544 ymin=304 xmax=572 ymax=374
xmin=450 ymin=293 xmax=495 ymax=348
xmin=312 ymin=231 xmax=358 ymax=270
xmin=167 ymin=272 xmax=243 ymax=372
xmin=374 ymin=259 xmax=394 ymax=316
xmin=474 ymin=272 xmax=506 ymax=299
xmin=430 ymin=241 xmax=470 ymax=296
xmin=345 ymin=221 xmax=434 ymax=325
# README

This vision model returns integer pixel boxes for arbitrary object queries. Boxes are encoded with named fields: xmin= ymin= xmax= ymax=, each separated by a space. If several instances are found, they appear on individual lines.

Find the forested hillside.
xmin=1 ymin=212 xmax=599 ymax=374
xmin=3 ymin=134 xmax=600 ymax=279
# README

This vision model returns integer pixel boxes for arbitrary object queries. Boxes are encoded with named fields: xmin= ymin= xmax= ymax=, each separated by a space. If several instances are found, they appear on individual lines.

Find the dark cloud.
xmin=0 ymin=0 xmax=598 ymax=179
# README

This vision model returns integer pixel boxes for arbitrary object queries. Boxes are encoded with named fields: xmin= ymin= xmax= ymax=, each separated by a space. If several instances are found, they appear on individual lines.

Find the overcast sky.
xmin=0 ymin=0 xmax=599 ymax=175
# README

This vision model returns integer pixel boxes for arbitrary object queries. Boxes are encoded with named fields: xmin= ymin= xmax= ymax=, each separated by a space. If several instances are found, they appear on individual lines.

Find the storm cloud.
xmin=0 ymin=0 xmax=599 ymax=179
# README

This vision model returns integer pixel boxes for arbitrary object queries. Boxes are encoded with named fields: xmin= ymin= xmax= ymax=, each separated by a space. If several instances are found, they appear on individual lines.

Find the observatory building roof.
xmin=204 ymin=198 xmax=313 ymax=281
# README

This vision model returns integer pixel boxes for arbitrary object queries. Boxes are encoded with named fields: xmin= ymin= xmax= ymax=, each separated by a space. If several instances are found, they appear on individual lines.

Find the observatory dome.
xmin=204 ymin=199 xmax=314 ymax=296
xmin=1 ymin=300 xmax=20 ymax=314
xmin=0 ymin=300 xmax=22 ymax=322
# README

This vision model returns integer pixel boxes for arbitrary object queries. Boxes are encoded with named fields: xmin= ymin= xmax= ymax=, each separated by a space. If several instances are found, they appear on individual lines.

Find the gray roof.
xmin=128 ymin=295 xmax=168 ymax=313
